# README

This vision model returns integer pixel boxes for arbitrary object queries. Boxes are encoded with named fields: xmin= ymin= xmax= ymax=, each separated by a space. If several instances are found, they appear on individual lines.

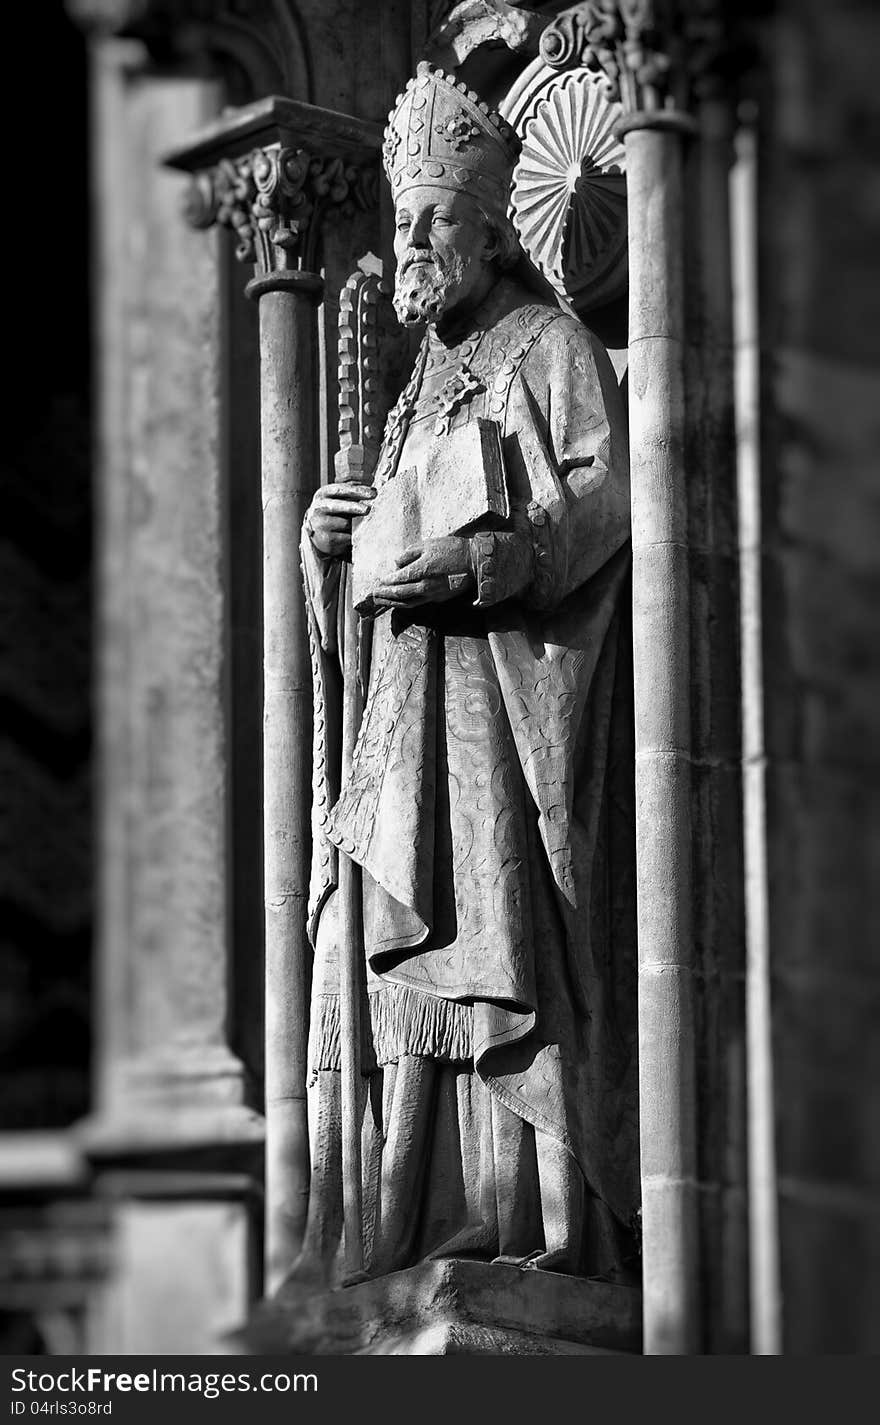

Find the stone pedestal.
xmin=235 ymin=1261 xmax=642 ymax=1356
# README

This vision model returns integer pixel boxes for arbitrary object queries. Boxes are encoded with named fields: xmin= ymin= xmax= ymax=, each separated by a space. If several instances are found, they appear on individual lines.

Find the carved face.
xmin=392 ymin=185 xmax=497 ymax=328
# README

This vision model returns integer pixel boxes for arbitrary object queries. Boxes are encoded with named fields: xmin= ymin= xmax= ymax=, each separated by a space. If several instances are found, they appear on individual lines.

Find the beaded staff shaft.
xmin=333 ymin=264 xmax=402 ymax=1279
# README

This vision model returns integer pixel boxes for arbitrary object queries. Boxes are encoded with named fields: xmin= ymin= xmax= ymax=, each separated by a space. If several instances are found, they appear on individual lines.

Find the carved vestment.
xmin=301 ymin=277 xmax=638 ymax=1271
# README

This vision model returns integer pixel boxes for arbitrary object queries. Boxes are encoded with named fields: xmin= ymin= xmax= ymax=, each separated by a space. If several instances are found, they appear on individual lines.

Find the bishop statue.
xmin=296 ymin=62 xmax=639 ymax=1285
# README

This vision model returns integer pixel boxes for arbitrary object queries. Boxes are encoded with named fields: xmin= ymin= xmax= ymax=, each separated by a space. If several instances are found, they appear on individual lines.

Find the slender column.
xmin=621 ymin=115 xmax=700 ymax=1355
xmin=730 ymin=109 xmax=781 ymax=1356
xmin=541 ymin=3 xmax=710 ymax=1355
xmin=250 ymin=267 xmax=322 ymax=1289
xmin=167 ymin=97 xmax=382 ymax=1292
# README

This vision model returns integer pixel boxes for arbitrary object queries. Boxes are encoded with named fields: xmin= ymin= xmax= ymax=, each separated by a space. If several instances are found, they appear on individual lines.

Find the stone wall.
xmin=758 ymin=0 xmax=880 ymax=1353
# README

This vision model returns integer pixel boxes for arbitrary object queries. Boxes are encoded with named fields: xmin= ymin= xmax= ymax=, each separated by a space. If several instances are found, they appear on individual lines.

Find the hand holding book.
xmin=368 ymin=535 xmax=475 ymax=610
xmin=350 ymin=417 xmax=509 ymax=613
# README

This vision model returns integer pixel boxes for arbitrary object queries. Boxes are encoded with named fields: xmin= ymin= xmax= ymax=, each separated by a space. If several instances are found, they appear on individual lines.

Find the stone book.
xmin=350 ymin=416 xmax=509 ymax=613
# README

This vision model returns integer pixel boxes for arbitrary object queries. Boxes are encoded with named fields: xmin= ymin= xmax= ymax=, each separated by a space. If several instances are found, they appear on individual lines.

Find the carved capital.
xmin=184 ymin=146 xmax=378 ymax=275
xmin=166 ymin=96 xmax=383 ymax=285
xmin=538 ymin=1 xmax=725 ymax=121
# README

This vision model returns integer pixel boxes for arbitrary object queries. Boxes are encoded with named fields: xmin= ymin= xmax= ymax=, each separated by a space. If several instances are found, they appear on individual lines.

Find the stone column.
xmin=167 ymin=98 xmax=381 ymax=1290
xmin=540 ymin=3 xmax=710 ymax=1354
xmin=73 ymin=34 xmax=265 ymax=1353
xmin=619 ymin=114 xmax=700 ymax=1356
xmin=85 ymin=42 xmax=262 ymax=1147
xmin=252 ymin=256 xmax=321 ymax=1293
xmin=730 ymin=105 xmax=781 ymax=1358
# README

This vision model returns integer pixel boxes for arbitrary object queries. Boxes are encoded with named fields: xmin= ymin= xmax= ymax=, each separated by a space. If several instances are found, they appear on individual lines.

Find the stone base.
xmin=235 ymin=1260 xmax=642 ymax=1356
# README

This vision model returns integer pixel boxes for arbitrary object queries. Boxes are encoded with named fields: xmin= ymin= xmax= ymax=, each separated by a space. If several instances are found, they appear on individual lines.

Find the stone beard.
xmin=296 ymin=65 xmax=639 ymax=1291
xmin=393 ymin=247 xmax=472 ymax=327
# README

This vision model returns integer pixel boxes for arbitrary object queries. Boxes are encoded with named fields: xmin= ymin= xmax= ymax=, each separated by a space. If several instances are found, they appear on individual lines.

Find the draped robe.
xmin=299 ymin=277 xmax=639 ymax=1277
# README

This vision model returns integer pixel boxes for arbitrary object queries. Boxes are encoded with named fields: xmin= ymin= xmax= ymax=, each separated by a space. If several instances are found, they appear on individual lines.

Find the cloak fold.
xmin=301 ymin=284 xmax=639 ymax=1225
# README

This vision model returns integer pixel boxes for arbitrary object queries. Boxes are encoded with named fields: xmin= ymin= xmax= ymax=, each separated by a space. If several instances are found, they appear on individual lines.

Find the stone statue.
xmin=295 ymin=62 xmax=639 ymax=1287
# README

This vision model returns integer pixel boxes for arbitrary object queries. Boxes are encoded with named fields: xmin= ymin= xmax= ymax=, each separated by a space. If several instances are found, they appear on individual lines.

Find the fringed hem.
xmin=310 ymin=983 xmax=473 ymax=1073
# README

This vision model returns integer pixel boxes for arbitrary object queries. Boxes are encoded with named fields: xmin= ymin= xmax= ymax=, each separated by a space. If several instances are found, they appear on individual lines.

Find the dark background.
xmin=1 ymin=3 xmax=93 ymax=1129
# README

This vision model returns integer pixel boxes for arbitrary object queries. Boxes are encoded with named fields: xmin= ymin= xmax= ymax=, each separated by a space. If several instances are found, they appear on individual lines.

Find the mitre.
xmin=383 ymin=61 xmax=521 ymax=224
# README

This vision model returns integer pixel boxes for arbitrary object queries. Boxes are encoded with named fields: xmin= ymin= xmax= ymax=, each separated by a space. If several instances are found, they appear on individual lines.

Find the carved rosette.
xmin=507 ymin=67 xmax=626 ymax=312
xmin=499 ymin=2 xmax=729 ymax=308
xmin=182 ymin=146 xmax=379 ymax=276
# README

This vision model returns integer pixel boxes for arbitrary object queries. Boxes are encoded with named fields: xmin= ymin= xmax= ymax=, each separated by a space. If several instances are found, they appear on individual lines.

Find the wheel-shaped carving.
xmin=504 ymin=61 xmax=627 ymax=313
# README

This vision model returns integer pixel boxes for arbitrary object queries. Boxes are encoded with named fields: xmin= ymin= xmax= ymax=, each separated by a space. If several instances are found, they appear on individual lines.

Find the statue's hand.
xmin=304 ymin=482 xmax=376 ymax=558
xmin=372 ymin=536 xmax=475 ymax=608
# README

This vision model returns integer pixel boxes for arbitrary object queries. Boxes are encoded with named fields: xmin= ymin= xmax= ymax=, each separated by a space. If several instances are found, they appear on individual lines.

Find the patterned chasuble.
xmin=300 ymin=277 xmax=639 ymax=1223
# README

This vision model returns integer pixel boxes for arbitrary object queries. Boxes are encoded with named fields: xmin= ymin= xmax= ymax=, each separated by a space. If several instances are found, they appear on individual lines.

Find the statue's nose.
xmin=409 ymin=214 xmax=433 ymax=245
